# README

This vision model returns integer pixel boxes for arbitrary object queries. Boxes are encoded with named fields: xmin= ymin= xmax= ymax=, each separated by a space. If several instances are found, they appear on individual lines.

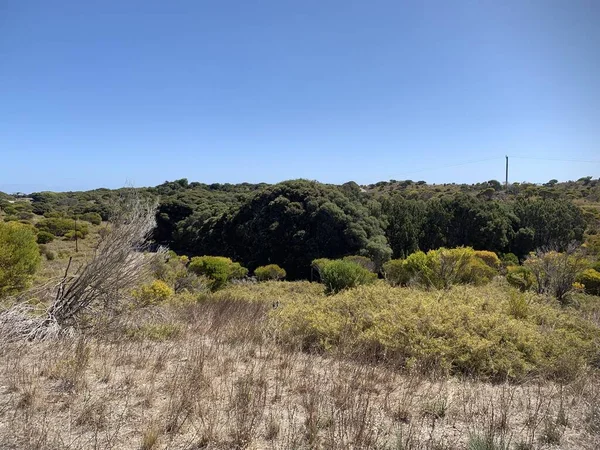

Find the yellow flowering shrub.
xmin=132 ymin=280 xmax=174 ymax=307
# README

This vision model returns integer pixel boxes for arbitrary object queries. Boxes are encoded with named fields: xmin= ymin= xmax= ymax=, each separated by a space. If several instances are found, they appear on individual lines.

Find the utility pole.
xmin=75 ymin=216 xmax=79 ymax=253
xmin=505 ymin=156 xmax=509 ymax=189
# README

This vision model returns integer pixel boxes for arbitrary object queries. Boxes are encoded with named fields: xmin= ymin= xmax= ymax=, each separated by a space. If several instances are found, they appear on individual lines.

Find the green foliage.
xmin=319 ymin=259 xmax=377 ymax=294
xmin=506 ymin=266 xmax=535 ymax=292
xmin=150 ymin=251 xmax=205 ymax=293
xmin=64 ymin=230 xmax=86 ymax=241
xmin=343 ymin=255 xmax=376 ymax=272
xmin=513 ymin=198 xmax=585 ymax=256
xmin=132 ymin=280 xmax=174 ymax=307
xmin=384 ymin=247 xmax=497 ymax=289
xmin=523 ymin=250 xmax=588 ymax=303
xmin=577 ymin=269 xmax=600 ymax=296
xmin=507 ymin=291 xmax=529 ymax=319
xmin=311 ymin=258 xmax=331 ymax=279
xmin=272 ymin=283 xmax=600 ymax=380
xmin=0 ymin=222 xmax=41 ymax=296
xmin=36 ymin=217 xmax=89 ymax=238
xmin=254 ymin=264 xmax=286 ymax=281
xmin=201 ymin=180 xmax=391 ymax=279
xmin=474 ymin=250 xmax=501 ymax=269
xmin=500 ymin=252 xmax=519 ymax=266
xmin=188 ymin=256 xmax=248 ymax=291
xmin=383 ymin=196 xmax=427 ymax=258
xmin=22 ymin=178 xmax=597 ymax=284
xmin=80 ymin=212 xmax=102 ymax=225
xmin=38 ymin=244 xmax=56 ymax=261
xmin=382 ymin=259 xmax=411 ymax=287
xmin=36 ymin=230 xmax=55 ymax=244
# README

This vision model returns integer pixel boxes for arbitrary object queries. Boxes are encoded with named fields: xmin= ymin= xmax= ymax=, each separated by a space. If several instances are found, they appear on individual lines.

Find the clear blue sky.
xmin=1 ymin=0 xmax=599 ymax=193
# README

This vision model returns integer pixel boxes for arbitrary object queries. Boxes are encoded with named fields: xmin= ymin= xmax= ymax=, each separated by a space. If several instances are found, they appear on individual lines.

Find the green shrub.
xmin=151 ymin=251 xmax=203 ymax=292
xmin=506 ymin=265 xmax=535 ymax=292
xmin=132 ymin=280 xmax=174 ymax=306
xmin=310 ymin=258 xmax=332 ymax=280
xmin=18 ymin=211 xmax=34 ymax=220
xmin=272 ymin=283 xmax=600 ymax=380
xmin=36 ymin=230 xmax=55 ymax=244
xmin=507 ymin=291 xmax=529 ymax=319
xmin=403 ymin=250 xmax=432 ymax=285
xmin=0 ymin=222 xmax=41 ymax=296
xmin=320 ymin=259 xmax=377 ymax=294
xmin=428 ymin=247 xmax=477 ymax=288
xmin=254 ymin=264 xmax=286 ymax=281
xmin=524 ymin=250 xmax=588 ymax=303
xmin=38 ymin=244 xmax=56 ymax=261
xmin=465 ymin=257 xmax=498 ymax=285
xmin=473 ymin=250 xmax=501 ymax=269
xmin=500 ymin=252 xmax=519 ymax=266
xmin=188 ymin=256 xmax=248 ymax=291
xmin=382 ymin=259 xmax=410 ymax=286
xmin=343 ymin=255 xmax=376 ymax=272
xmin=64 ymin=230 xmax=86 ymax=241
xmin=36 ymin=217 xmax=89 ymax=238
xmin=577 ymin=269 xmax=600 ymax=296
xmin=80 ymin=212 xmax=102 ymax=225
xmin=383 ymin=248 xmax=498 ymax=289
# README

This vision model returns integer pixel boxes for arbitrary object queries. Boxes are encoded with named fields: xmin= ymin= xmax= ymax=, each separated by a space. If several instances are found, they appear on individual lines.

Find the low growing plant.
xmin=254 ymin=264 xmax=287 ymax=281
xmin=188 ymin=256 xmax=248 ymax=291
xmin=319 ymin=259 xmax=377 ymax=294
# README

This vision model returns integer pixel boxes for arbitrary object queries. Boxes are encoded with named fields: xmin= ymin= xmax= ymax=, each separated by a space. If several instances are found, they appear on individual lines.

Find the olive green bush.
xmin=577 ymin=269 xmax=600 ymax=296
xmin=36 ymin=217 xmax=89 ymax=238
xmin=500 ymin=252 xmax=519 ymax=267
xmin=506 ymin=265 xmax=535 ymax=292
xmin=254 ymin=264 xmax=287 ymax=281
xmin=188 ymin=256 xmax=248 ymax=291
xmin=80 ymin=212 xmax=102 ymax=225
xmin=311 ymin=258 xmax=331 ymax=280
xmin=382 ymin=259 xmax=410 ymax=287
xmin=132 ymin=280 xmax=174 ymax=307
xmin=343 ymin=255 xmax=376 ymax=272
xmin=473 ymin=250 xmax=501 ymax=269
xmin=36 ymin=230 xmax=55 ymax=244
xmin=272 ymin=283 xmax=599 ymax=380
xmin=319 ymin=259 xmax=377 ymax=294
xmin=0 ymin=222 xmax=41 ymax=296
xmin=383 ymin=247 xmax=497 ymax=289
xmin=523 ymin=249 xmax=588 ymax=303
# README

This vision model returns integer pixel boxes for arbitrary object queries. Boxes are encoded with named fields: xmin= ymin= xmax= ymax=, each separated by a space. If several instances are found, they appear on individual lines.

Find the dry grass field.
xmin=1 ymin=293 xmax=600 ymax=450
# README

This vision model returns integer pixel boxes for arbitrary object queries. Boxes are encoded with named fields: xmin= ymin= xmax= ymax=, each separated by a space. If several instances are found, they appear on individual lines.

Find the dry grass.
xmin=1 ymin=296 xmax=600 ymax=449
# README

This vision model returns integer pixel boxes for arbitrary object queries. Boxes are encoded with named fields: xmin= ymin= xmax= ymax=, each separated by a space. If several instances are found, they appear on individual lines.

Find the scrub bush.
xmin=319 ymin=259 xmax=377 ymax=294
xmin=188 ymin=256 xmax=248 ymax=291
xmin=0 ymin=222 xmax=41 ymax=296
xmin=132 ymin=280 xmax=174 ymax=307
xmin=254 ymin=264 xmax=287 ymax=281
xmin=36 ymin=230 xmax=55 ymax=244
xmin=577 ymin=269 xmax=600 ymax=296
xmin=272 ymin=283 xmax=599 ymax=380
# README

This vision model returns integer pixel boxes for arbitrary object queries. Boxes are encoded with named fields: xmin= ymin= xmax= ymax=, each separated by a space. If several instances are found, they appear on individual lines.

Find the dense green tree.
xmin=383 ymin=196 xmax=427 ymax=258
xmin=512 ymin=198 xmax=585 ymax=256
xmin=0 ymin=222 xmax=41 ymax=296
xmin=213 ymin=180 xmax=391 ymax=279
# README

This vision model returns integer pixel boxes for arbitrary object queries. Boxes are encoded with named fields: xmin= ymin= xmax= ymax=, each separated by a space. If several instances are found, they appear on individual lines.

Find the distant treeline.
xmin=2 ymin=177 xmax=599 ymax=279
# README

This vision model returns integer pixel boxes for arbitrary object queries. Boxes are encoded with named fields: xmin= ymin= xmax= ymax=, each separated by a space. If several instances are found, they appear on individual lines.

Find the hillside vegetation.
xmin=1 ymin=179 xmax=600 ymax=448
xmin=2 ymin=177 xmax=599 ymax=276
